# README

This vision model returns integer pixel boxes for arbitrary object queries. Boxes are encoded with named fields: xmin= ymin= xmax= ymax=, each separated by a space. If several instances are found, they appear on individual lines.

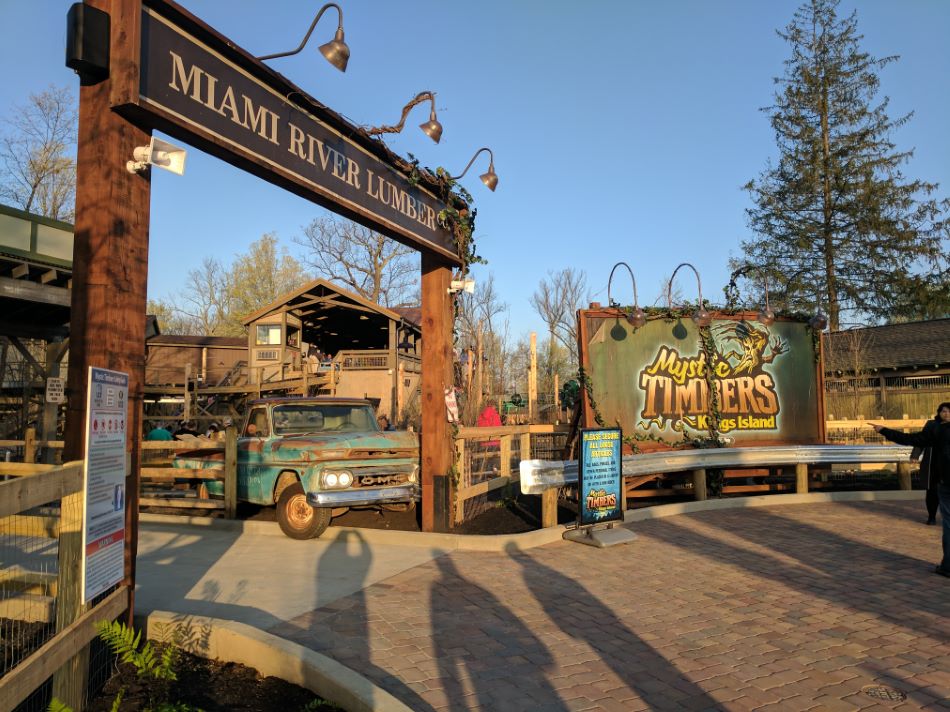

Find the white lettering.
xmin=288 ymin=123 xmax=306 ymax=159
xmin=168 ymin=51 xmax=204 ymax=100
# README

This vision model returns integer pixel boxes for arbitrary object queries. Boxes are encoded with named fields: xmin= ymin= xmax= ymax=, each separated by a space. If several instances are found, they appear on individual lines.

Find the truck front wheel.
xmin=277 ymin=483 xmax=331 ymax=539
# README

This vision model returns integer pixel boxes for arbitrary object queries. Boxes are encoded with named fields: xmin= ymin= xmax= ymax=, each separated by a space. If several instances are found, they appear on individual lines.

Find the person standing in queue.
xmin=872 ymin=401 xmax=950 ymax=578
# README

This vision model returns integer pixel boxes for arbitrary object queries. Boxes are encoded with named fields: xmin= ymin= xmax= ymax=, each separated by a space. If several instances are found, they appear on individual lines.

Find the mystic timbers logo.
xmin=584 ymin=488 xmax=617 ymax=518
xmin=637 ymin=321 xmax=788 ymax=433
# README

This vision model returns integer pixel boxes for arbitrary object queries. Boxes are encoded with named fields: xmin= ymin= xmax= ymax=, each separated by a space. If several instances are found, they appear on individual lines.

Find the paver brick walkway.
xmin=270 ymin=501 xmax=949 ymax=711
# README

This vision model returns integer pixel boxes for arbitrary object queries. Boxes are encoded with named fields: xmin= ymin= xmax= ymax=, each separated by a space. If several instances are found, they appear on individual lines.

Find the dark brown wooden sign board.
xmin=116 ymin=0 xmax=463 ymax=266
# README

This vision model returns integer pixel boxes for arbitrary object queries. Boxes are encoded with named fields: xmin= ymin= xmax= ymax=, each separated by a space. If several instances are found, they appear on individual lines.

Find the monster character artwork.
xmin=713 ymin=321 xmax=787 ymax=377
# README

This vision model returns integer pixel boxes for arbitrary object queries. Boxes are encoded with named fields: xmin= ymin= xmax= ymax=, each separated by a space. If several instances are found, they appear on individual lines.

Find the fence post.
xmin=52 ymin=482 xmax=88 ymax=706
xmin=692 ymin=468 xmax=707 ymax=501
xmin=897 ymin=461 xmax=912 ymax=491
xmin=224 ymin=426 xmax=238 ymax=518
xmin=23 ymin=427 xmax=36 ymax=463
xmin=500 ymin=434 xmax=511 ymax=477
xmin=795 ymin=463 xmax=809 ymax=493
xmin=453 ymin=438 xmax=465 ymax=525
xmin=519 ymin=432 xmax=532 ymax=462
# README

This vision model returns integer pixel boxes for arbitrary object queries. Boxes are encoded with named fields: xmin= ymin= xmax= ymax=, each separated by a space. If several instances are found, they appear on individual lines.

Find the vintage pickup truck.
xmin=173 ymin=398 xmax=420 ymax=539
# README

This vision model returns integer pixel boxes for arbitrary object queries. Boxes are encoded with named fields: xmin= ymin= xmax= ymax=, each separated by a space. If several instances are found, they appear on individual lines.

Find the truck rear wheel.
xmin=277 ymin=483 xmax=330 ymax=539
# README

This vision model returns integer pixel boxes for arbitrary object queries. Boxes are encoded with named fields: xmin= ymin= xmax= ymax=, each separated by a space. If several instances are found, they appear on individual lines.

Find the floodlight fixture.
xmin=126 ymin=137 xmax=187 ymax=175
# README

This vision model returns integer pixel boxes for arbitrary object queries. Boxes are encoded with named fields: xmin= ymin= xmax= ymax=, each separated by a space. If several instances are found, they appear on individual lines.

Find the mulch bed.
xmin=87 ymin=648 xmax=341 ymax=712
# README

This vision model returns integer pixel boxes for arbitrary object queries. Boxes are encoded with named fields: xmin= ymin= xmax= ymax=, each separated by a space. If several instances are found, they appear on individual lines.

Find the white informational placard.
xmin=46 ymin=377 xmax=65 ymax=404
xmin=82 ymin=367 xmax=128 ymax=603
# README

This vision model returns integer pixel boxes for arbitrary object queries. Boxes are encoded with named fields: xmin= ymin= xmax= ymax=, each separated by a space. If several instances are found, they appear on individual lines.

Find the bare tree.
xmin=150 ymin=234 xmax=308 ymax=335
xmin=0 ymin=85 xmax=77 ymax=221
xmin=530 ymin=268 xmax=588 ymax=368
xmin=295 ymin=215 xmax=418 ymax=307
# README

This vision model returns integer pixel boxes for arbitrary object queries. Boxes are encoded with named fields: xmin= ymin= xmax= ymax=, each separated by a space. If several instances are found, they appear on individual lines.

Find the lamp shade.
xmin=419 ymin=117 xmax=443 ymax=144
xmin=479 ymin=168 xmax=498 ymax=192
xmin=319 ymin=28 xmax=349 ymax=71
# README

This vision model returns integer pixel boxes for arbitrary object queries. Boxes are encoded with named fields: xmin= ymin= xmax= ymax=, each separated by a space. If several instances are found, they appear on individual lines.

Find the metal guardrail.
xmin=519 ymin=444 xmax=914 ymax=495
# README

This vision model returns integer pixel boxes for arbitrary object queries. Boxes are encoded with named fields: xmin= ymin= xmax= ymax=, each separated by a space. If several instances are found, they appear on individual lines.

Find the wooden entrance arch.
xmin=66 ymin=0 xmax=462 ymax=620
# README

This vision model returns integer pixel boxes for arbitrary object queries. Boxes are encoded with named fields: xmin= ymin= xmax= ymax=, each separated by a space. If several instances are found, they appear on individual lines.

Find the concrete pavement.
xmin=136 ymin=497 xmax=950 ymax=711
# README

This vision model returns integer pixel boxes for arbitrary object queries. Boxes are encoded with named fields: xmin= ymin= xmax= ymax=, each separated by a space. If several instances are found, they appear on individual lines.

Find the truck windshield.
xmin=271 ymin=404 xmax=378 ymax=435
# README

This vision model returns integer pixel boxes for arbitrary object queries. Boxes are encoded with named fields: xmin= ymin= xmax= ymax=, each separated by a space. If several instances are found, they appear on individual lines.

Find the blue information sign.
xmin=578 ymin=428 xmax=623 ymax=525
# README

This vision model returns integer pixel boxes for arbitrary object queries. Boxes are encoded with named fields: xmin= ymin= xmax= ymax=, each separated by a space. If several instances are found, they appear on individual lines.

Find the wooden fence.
xmin=140 ymin=427 xmax=238 ymax=517
xmin=0 ymin=459 xmax=129 ymax=712
xmin=454 ymin=424 xmax=570 ymax=525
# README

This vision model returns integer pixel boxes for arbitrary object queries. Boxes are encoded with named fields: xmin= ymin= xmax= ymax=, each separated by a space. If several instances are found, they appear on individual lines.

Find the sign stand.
xmin=563 ymin=427 xmax=636 ymax=548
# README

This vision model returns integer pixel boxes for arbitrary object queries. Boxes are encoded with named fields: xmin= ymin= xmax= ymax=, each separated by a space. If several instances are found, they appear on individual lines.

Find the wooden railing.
xmin=0 ymin=459 xmax=129 ymax=711
xmin=140 ymin=427 xmax=238 ymax=517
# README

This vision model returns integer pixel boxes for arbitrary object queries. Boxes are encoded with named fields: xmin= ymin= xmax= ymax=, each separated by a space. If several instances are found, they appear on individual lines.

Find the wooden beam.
xmin=0 ymin=586 xmax=128 ymax=712
xmin=420 ymin=255 xmax=453 ymax=532
xmin=0 ymin=275 xmax=70 ymax=306
xmin=64 ymin=0 xmax=148 ymax=647
xmin=11 ymin=263 xmax=28 ymax=279
xmin=0 ymin=462 xmax=83 ymax=518
xmin=40 ymin=269 xmax=58 ymax=284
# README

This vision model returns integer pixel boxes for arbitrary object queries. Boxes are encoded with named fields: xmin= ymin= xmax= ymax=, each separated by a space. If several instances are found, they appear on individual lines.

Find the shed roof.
xmin=822 ymin=319 xmax=950 ymax=372
xmin=147 ymin=334 xmax=246 ymax=348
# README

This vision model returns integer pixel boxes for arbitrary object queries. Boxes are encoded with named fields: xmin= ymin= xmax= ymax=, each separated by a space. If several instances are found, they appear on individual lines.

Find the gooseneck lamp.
xmin=450 ymin=147 xmax=498 ymax=192
xmin=258 ymin=3 xmax=350 ymax=72
xmin=607 ymin=262 xmax=645 ymax=328
xmin=667 ymin=262 xmax=711 ymax=327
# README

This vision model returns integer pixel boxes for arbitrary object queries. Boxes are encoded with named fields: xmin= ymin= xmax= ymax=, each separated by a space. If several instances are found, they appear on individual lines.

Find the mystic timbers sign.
xmin=579 ymin=311 xmax=824 ymax=447
xmin=119 ymin=1 xmax=460 ymax=264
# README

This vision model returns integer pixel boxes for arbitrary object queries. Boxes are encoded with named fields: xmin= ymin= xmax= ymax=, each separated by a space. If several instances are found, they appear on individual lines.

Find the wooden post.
xmin=453 ymin=437 xmax=465 ymax=525
xmin=519 ymin=432 xmax=531 ymax=462
xmin=528 ymin=332 xmax=537 ymax=421
xmin=897 ymin=461 xmax=912 ymax=491
xmin=24 ymin=427 xmax=36 ymax=464
xmin=795 ymin=462 xmax=809 ymax=493
xmin=692 ymin=468 xmax=707 ymax=501
xmin=420 ymin=255 xmax=454 ymax=532
xmin=541 ymin=489 xmax=558 ymax=528
xmin=553 ymin=372 xmax=559 ymax=423
xmin=475 ymin=324 xmax=484 ymax=412
xmin=388 ymin=318 xmax=398 ymax=419
xmin=499 ymin=434 xmax=511 ymax=477
xmin=60 ymin=4 xmax=147 ymax=702
xmin=224 ymin=426 xmax=238 ymax=518
xmin=183 ymin=362 xmax=191 ymax=421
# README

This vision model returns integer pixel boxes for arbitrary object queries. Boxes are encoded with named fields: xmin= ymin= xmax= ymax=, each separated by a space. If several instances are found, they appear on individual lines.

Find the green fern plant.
xmin=96 ymin=620 xmax=178 ymax=681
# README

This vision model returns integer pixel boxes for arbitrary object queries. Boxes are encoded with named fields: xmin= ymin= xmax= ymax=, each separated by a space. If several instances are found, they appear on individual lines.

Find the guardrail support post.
xmin=897 ymin=461 xmax=912 ymax=491
xmin=541 ymin=488 xmax=558 ymax=528
xmin=795 ymin=463 xmax=809 ymax=493
xmin=224 ymin=426 xmax=238 ymax=518
xmin=692 ymin=468 xmax=707 ymax=501
xmin=23 ymin=427 xmax=36 ymax=463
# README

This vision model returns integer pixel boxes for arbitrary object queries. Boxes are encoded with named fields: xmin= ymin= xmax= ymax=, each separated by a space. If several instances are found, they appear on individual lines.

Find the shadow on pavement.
xmin=430 ymin=555 xmax=569 ymax=712
xmin=506 ymin=543 xmax=722 ymax=710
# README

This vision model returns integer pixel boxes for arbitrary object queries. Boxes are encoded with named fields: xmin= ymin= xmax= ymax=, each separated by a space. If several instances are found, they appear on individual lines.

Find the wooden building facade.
xmin=822 ymin=319 xmax=950 ymax=420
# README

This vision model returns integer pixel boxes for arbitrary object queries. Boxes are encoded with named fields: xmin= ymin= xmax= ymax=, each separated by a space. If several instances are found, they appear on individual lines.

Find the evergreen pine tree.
xmin=740 ymin=0 xmax=948 ymax=329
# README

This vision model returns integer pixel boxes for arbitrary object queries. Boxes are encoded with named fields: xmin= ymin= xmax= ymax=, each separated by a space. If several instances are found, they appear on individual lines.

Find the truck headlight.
xmin=322 ymin=470 xmax=352 ymax=488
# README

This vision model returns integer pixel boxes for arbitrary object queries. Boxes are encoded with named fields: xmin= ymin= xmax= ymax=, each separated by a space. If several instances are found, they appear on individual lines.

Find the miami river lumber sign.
xmin=128 ymin=3 xmax=459 ymax=263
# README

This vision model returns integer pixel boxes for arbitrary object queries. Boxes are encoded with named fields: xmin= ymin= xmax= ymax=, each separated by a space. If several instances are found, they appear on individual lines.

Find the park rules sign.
xmin=81 ymin=367 xmax=128 ymax=603
xmin=578 ymin=428 xmax=623 ymax=526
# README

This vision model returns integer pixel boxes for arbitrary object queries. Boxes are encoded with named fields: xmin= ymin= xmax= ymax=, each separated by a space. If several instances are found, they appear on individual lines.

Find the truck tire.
xmin=277 ymin=483 xmax=331 ymax=539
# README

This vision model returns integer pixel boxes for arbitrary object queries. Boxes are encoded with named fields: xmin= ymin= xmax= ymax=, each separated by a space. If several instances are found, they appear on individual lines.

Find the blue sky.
xmin=1 ymin=0 xmax=948 ymax=338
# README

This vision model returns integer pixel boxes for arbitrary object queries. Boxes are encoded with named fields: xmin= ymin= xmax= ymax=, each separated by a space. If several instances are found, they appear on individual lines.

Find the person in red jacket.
xmin=478 ymin=403 xmax=502 ymax=449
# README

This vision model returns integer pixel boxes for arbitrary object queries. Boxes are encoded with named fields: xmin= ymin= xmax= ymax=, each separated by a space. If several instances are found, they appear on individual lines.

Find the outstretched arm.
xmin=871 ymin=423 xmax=934 ymax=448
